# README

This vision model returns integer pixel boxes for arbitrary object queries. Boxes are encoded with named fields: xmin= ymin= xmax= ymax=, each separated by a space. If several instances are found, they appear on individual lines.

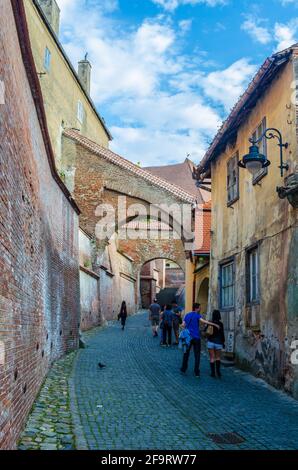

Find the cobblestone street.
xmin=20 ymin=312 xmax=298 ymax=450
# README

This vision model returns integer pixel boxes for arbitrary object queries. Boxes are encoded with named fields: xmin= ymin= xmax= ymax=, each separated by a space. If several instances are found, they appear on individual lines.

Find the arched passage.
xmin=140 ymin=258 xmax=185 ymax=309
xmin=62 ymin=131 xmax=195 ymax=325
xmin=196 ymin=277 xmax=209 ymax=314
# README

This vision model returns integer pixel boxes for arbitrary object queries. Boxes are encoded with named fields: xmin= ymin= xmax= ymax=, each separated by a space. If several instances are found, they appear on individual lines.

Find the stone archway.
xmin=139 ymin=257 xmax=185 ymax=308
xmin=61 ymin=130 xmax=196 ymax=324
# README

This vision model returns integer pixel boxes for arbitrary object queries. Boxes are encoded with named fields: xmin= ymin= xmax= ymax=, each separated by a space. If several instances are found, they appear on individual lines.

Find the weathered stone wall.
xmin=80 ymin=269 xmax=100 ymax=331
xmin=0 ymin=0 xmax=80 ymax=449
xmin=209 ymin=58 xmax=298 ymax=397
xmin=165 ymin=267 xmax=185 ymax=288
xmin=100 ymin=236 xmax=136 ymax=322
xmin=79 ymin=230 xmax=100 ymax=331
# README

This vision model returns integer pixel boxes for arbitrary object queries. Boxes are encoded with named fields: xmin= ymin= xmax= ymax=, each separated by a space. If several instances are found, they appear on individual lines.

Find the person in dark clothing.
xmin=162 ymin=304 xmax=174 ymax=346
xmin=180 ymin=303 xmax=220 ymax=377
xmin=118 ymin=301 xmax=128 ymax=331
xmin=149 ymin=299 xmax=161 ymax=337
xmin=206 ymin=309 xmax=225 ymax=378
xmin=172 ymin=301 xmax=183 ymax=345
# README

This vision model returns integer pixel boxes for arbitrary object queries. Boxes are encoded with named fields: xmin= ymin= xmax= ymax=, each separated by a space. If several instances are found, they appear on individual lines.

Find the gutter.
xmin=11 ymin=0 xmax=80 ymax=215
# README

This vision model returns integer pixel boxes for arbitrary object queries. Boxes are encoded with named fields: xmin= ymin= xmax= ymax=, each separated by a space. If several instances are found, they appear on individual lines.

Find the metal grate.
xmin=207 ymin=432 xmax=246 ymax=445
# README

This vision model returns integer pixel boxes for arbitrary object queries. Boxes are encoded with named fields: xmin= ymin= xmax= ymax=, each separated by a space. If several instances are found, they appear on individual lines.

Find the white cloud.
xmin=110 ymin=127 xmax=209 ymax=166
xmin=274 ymin=19 xmax=298 ymax=51
xmin=151 ymin=0 xmax=226 ymax=11
xmin=279 ymin=0 xmax=297 ymax=5
xmin=241 ymin=16 xmax=272 ymax=45
xmin=201 ymin=59 xmax=257 ymax=112
xmin=56 ymin=0 xmax=257 ymax=166
xmin=240 ymin=11 xmax=298 ymax=52
xmin=178 ymin=19 xmax=193 ymax=34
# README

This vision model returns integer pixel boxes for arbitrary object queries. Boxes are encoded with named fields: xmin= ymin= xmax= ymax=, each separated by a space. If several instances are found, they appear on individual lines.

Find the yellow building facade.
xmin=196 ymin=46 xmax=298 ymax=397
xmin=24 ymin=0 xmax=111 ymax=169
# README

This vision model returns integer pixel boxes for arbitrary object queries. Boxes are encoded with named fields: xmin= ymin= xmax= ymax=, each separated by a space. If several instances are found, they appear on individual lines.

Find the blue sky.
xmin=58 ymin=0 xmax=298 ymax=166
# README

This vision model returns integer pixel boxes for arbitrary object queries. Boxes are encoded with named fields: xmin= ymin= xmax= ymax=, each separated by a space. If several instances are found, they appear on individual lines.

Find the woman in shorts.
xmin=207 ymin=310 xmax=225 ymax=378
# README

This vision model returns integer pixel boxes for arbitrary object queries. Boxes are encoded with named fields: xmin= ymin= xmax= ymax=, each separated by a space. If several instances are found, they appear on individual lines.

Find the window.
xmin=44 ymin=47 xmax=51 ymax=71
xmin=77 ymin=100 xmax=84 ymax=123
xmin=246 ymin=246 xmax=260 ymax=303
xmin=251 ymin=117 xmax=268 ymax=184
xmin=220 ymin=260 xmax=235 ymax=309
xmin=227 ymin=153 xmax=239 ymax=205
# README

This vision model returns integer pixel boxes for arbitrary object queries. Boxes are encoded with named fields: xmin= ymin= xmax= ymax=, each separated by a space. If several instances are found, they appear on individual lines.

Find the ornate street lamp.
xmin=238 ymin=127 xmax=289 ymax=177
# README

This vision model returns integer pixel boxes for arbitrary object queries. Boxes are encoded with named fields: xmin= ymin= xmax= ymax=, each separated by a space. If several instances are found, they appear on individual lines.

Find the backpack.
xmin=163 ymin=310 xmax=172 ymax=326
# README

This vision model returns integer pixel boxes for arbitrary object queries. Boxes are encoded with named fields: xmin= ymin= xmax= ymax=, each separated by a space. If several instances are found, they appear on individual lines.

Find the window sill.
xmin=227 ymin=197 xmax=239 ymax=207
xmin=246 ymin=300 xmax=260 ymax=307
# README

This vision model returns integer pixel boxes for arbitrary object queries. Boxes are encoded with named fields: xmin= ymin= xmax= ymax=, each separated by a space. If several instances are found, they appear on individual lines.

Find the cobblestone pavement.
xmin=19 ymin=311 xmax=298 ymax=450
xmin=73 ymin=312 xmax=298 ymax=450
xmin=19 ymin=352 xmax=76 ymax=450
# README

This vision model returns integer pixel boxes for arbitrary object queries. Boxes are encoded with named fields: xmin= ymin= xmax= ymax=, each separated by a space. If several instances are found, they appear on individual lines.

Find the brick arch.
xmin=141 ymin=256 xmax=185 ymax=272
xmin=62 ymin=132 xmax=195 ymax=246
xmin=118 ymin=237 xmax=186 ymax=307
xmin=61 ymin=131 xmax=195 ymax=316
xmin=97 ymin=187 xmax=188 ymax=246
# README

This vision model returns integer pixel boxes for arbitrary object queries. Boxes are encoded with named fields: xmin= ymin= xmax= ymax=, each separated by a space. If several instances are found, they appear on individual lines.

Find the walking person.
xmin=162 ymin=304 xmax=174 ymax=347
xmin=180 ymin=303 xmax=220 ymax=377
xmin=148 ymin=299 xmax=161 ymax=337
xmin=206 ymin=310 xmax=225 ymax=378
xmin=172 ymin=301 xmax=183 ymax=345
xmin=118 ymin=301 xmax=127 ymax=331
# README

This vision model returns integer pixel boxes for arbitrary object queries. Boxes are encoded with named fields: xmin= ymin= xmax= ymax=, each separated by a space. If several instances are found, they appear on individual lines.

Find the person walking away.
xmin=148 ymin=299 xmax=161 ymax=337
xmin=206 ymin=310 xmax=225 ymax=378
xmin=118 ymin=301 xmax=127 ymax=331
xmin=180 ymin=303 xmax=220 ymax=377
xmin=162 ymin=304 xmax=174 ymax=347
xmin=172 ymin=301 xmax=183 ymax=345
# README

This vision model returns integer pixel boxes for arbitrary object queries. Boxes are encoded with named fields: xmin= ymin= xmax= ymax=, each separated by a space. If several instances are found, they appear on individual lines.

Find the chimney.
xmin=38 ymin=0 xmax=61 ymax=37
xmin=78 ymin=54 xmax=92 ymax=95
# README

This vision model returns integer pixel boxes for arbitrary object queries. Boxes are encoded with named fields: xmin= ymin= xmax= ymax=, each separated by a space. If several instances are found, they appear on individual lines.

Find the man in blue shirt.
xmin=180 ymin=303 xmax=219 ymax=377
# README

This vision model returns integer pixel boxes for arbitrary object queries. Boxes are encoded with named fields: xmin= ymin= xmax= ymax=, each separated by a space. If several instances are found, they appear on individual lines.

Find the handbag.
xmin=205 ymin=324 xmax=214 ymax=338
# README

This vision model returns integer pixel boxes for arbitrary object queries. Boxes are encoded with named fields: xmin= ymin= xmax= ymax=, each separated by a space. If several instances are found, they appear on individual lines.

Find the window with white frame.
xmin=227 ymin=153 xmax=239 ymax=206
xmin=44 ymin=47 xmax=51 ymax=71
xmin=220 ymin=260 xmax=235 ymax=309
xmin=247 ymin=246 xmax=260 ymax=303
xmin=251 ymin=117 xmax=267 ymax=183
xmin=77 ymin=100 xmax=84 ymax=124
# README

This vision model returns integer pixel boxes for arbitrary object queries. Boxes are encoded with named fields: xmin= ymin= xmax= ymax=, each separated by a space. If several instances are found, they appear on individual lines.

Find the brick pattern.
xmin=63 ymin=129 xmax=197 ymax=204
xmin=194 ymin=203 xmax=211 ymax=254
xmin=0 ymin=1 xmax=79 ymax=449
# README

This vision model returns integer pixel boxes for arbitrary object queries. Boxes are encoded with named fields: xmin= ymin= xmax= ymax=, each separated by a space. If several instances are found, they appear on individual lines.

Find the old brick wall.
xmin=0 ymin=0 xmax=80 ymax=449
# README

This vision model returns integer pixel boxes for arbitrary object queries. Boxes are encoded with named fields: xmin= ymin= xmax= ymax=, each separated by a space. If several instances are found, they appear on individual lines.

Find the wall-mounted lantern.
xmin=238 ymin=127 xmax=289 ymax=177
xmin=238 ymin=127 xmax=298 ymax=207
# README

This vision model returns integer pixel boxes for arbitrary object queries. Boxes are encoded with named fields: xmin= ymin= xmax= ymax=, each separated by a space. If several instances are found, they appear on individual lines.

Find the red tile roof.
xmin=64 ymin=129 xmax=197 ymax=204
xmin=145 ymin=159 xmax=210 ymax=204
xmin=194 ymin=202 xmax=211 ymax=254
